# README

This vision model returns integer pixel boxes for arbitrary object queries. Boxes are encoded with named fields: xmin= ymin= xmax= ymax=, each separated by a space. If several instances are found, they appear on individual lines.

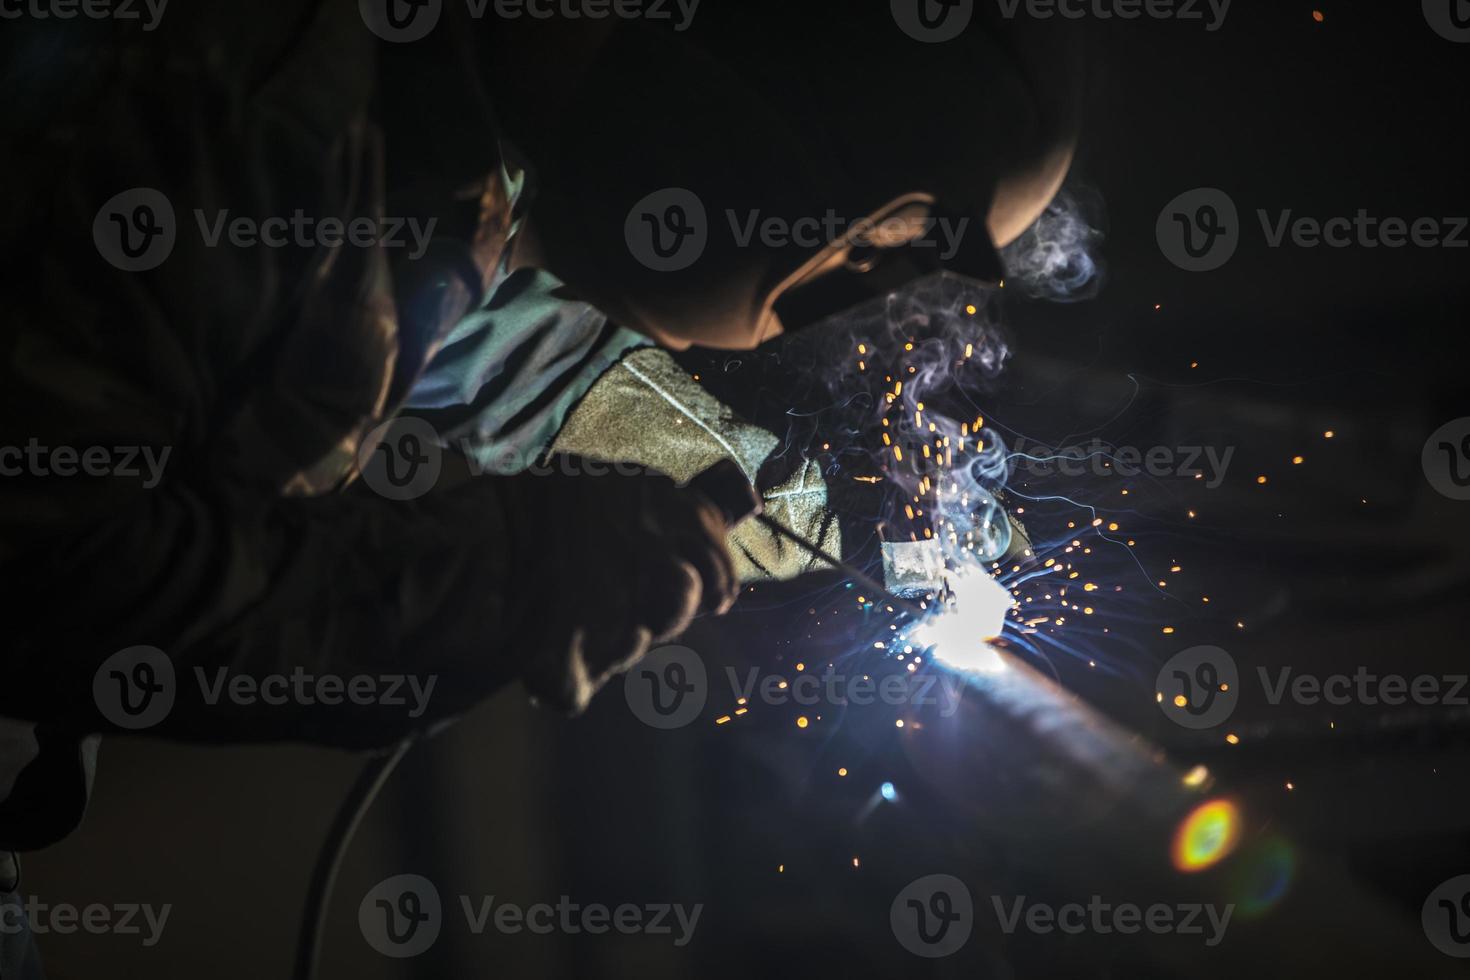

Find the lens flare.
xmin=1171 ymin=798 xmax=1242 ymax=873
xmin=1227 ymin=837 xmax=1296 ymax=918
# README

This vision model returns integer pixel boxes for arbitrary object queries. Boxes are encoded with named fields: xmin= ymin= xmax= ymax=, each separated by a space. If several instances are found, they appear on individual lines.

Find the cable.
xmin=293 ymin=737 xmax=415 ymax=980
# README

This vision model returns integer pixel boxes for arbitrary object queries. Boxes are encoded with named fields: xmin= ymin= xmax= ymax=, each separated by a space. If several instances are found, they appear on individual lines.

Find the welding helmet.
xmin=487 ymin=2 xmax=1086 ymax=349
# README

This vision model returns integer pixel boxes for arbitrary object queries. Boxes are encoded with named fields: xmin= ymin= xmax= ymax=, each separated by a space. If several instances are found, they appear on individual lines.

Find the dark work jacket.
xmin=0 ymin=3 xmax=535 ymax=848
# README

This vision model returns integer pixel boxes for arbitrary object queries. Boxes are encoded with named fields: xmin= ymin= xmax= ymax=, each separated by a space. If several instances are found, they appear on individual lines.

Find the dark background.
xmin=27 ymin=4 xmax=1470 ymax=977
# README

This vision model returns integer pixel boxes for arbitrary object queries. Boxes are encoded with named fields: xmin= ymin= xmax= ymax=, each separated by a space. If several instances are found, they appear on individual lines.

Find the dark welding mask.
xmin=485 ymin=2 xmax=1085 ymax=349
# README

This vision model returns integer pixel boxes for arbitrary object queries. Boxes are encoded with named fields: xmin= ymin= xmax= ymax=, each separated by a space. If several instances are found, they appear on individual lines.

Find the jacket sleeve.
xmin=3 ymin=474 xmax=524 ymax=749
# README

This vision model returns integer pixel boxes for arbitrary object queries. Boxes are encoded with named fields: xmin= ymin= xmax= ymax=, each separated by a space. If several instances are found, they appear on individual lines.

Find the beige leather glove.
xmin=553 ymin=348 xmax=841 ymax=581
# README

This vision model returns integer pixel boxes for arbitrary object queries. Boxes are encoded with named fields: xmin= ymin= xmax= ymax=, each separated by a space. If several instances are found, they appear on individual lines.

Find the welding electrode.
xmin=687 ymin=461 xmax=927 ymax=618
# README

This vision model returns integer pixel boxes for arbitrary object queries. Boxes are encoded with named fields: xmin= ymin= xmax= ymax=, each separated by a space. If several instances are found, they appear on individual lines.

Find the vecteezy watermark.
xmin=1423 ymin=0 xmax=1470 ymax=43
xmin=93 ymin=646 xmax=176 ymax=731
xmin=993 ymin=0 xmax=1231 ymax=32
xmin=0 ymin=896 xmax=171 ymax=947
xmin=1156 ymin=646 xmax=1239 ymax=729
xmin=357 ymin=416 xmax=655 ymax=500
xmin=1423 ymin=418 xmax=1470 ymax=501
xmin=194 ymin=667 xmax=436 ymax=719
xmin=0 ymin=0 xmax=168 ymax=30
xmin=93 ymin=187 xmax=437 ymax=272
xmin=1424 ymin=875 xmax=1470 ymax=957
xmin=359 ymin=0 xmax=698 ymax=43
xmin=991 ymin=895 xmax=1233 ymax=947
xmin=891 ymin=0 xmax=974 ymax=43
xmin=92 ymin=646 xmax=436 ymax=730
xmin=1008 ymin=436 xmax=1235 ymax=488
xmin=891 ymin=876 xmax=1233 ymax=955
xmin=1157 ymin=646 xmax=1470 ymax=729
xmin=1258 ymin=666 xmax=1470 ymax=709
xmin=723 ymin=666 xmax=966 ymax=718
xmin=93 ymin=188 xmax=177 ymax=272
xmin=359 ymin=417 xmax=444 ymax=502
xmin=361 ymin=875 xmax=442 ymax=959
xmin=1159 ymin=187 xmax=1470 ymax=271
xmin=359 ymin=875 xmax=701 ymax=958
xmin=0 ymin=439 xmax=171 ymax=488
xmin=623 ymin=188 xmax=975 ymax=273
xmin=460 ymin=896 xmax=701 ymax=946
xmin=623 ymin=645 xmax=709 ymax=729
xmin=1156 ymin=188 xmax=1239 ymax=272
xmin=891 ymin=875 xmax=974 ymax=958
xmin=624 ymin=646 xmax=966 ymax=730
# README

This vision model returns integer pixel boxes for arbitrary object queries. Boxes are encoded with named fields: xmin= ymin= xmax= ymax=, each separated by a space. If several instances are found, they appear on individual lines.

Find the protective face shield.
xmin=487 ymin=3 xmax=1085 ymax=350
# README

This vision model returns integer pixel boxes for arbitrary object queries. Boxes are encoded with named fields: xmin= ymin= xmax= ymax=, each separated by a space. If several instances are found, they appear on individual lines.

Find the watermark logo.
xmin=624 ymin=645 xmax=707 ymax=729
xmin=94 ymin=646 xmax=437 ymax=728
xmin=195 ymin=667 xmax=437 ymax=717
xmin=359 ymin=417 xmax=443 ymax=501
xmin=1161 ymin=188 xmax=1469 ymax=270
xmin=95 ymin=188 xmax=438 ymax=270
xmin=0 ymin=0 xmax=168 ymax=31
xmin=626 ymin=188 xmax=975 ymax=271
xmin=992 ymin=895 xmax=1233 ymax=946
xmin=892 ymin=0 xmax=973 ymax=42
xmin=1156 ymin=646 xmax=1238 ymax=729
xmin=891 ymin=874 xmax=973 ymax=957
xmin=1258 ymin=666 xmax=1468 ymax=708
xmin=94 ymin=188 xmax=176 ymax=272
xmin=1423 ymin=418 xmax=1470 ymax=501
xmin=360 ymin=0 xmax=442 ymax=41
xmin=625 ymin=188 xmax=708 ymax=272
xmin=1424 ymin=875 xmax=1470 ymax=957
xmin=361 ymin=876 xmax=698 ymax=954
xmin=1160 ymin=647 xmax=1464 ymax=723
xmin=0 ymin=897 xmax=171 ymax=946
xmin=0 ymin=440 xmax=171 ymax=487
xmin=1009 ymin=436 xmax=1234 ymax=488
xmin=1424 ymin=0 xmax=1470 ymax=42
xmin=624 ymin=647 xmax=965 ymax=729
xmin=461 ymin=896 xmax=701 ymax=944
xmin=361 ymin=874 xmax=443 ymax=958
xmin=726 ymin=666 xmax=966 ymax=717
xmin=1157 ymin=187 xmax=1238 ymax=271
xmin=93 ymin=646 xmax=175 ymax=730
xmin=994 ymin=0 xmax=1230 ymax=31
xmin=362 ymin=0 xmax=698 ymax=40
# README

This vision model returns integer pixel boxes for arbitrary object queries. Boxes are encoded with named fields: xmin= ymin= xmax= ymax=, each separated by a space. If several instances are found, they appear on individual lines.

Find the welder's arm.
xmin=1 ymin=462 xmax=738 ymax=746
xmin=1 ymin=479 xmax=510 ymax=748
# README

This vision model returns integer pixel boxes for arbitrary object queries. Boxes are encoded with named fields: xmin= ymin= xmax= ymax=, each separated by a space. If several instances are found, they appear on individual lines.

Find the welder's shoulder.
xmin=1 ymin=2 xmax=394 ymax=522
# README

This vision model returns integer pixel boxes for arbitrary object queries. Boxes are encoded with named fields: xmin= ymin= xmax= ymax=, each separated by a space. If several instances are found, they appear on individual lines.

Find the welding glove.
xmin=503 ymin=459 xmax=750 ymax=714
xmin=553 ymin=347 xmax=1033 ymax=594
xmin=554 ymin=348 xmax=842 ymax=580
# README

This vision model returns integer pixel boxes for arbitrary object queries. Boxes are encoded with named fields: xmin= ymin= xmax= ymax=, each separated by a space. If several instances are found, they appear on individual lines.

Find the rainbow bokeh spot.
xmin=1171 ymin=798 xmax=1242 ymax=873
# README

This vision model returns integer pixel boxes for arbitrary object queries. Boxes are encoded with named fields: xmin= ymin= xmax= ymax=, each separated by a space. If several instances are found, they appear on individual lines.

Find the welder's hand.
xmin=506 ymin=457 xmax=749 ymax=713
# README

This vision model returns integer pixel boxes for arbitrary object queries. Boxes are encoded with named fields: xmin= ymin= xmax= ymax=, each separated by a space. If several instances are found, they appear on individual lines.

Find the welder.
xmin=0 ymin=3 xmax=1081 ymax=973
